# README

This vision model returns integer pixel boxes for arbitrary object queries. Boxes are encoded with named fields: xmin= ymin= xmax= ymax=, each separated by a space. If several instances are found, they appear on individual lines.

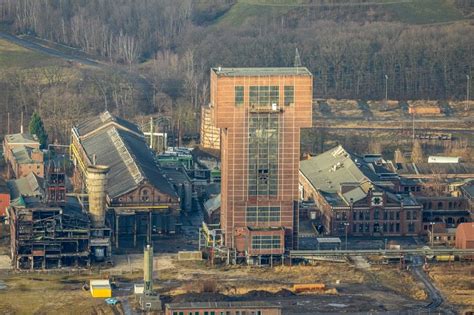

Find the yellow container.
xmin=90 ymin=280 xmax=112 ymax=298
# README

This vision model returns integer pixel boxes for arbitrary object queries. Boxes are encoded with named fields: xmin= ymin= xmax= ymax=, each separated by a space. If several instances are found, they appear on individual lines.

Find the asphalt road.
xmin=0 ymin=31 xmax=153 ymax=103
xmin=411 ymin=256 xmax=456 ymax=314
xmin=0 ymin=32 xmax=100 ymax=66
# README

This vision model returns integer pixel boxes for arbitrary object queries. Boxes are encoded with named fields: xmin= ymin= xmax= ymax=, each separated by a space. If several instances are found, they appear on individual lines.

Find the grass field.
xmin=0 ymin=273 xmax=119 ymax=314
xmin=217 ymin=0 xmax=466 ymax=26
xmin=0 ymin=39 xmax=54 ymax=69
xmin=429 ymin=263 xmax=474 ymax=309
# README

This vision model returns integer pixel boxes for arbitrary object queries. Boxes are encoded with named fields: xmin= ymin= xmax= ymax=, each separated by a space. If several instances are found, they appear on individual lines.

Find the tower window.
xmin=284 ymin=86 xmax=294 ymax=106
xmin=235 ymin=86 xmax=244 ymax=106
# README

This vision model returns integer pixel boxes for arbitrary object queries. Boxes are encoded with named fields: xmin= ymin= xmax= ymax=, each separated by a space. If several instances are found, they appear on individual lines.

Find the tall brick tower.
xmin=210 ymin=67 xmax=313 ymax=259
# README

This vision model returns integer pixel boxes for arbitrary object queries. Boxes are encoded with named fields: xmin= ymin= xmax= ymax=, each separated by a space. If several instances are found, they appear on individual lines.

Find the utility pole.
xmin=20 ymin=111 xmax=24 ymax=134
xmin=430 ymin=222 xmax=435 ymax=247
xmin=149 ymin=117 xmax=154 ymax=149
xmin=7 ymin=112 xmax=10 ymax=134
xmin=344 ymin=222 xmax=349 ymax=250
xmin=384 ymin=74 xmax=388 ymax=110
xmin=466 ymin=75 xmax=471 ymax=111
xmin=412 ymin=112 xmax=415 ymax=141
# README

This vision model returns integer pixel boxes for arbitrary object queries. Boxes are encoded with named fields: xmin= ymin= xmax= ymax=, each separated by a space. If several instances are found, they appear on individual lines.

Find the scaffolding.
xmin=9 ymin=206 xmax=91 ymax=270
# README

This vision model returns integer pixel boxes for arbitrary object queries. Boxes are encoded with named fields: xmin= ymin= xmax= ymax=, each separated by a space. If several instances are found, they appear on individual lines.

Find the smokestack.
xmin=144 ymin=244 xmax=153 ymax=293
xmin=87 ymin=165 xmax=109 ymax=228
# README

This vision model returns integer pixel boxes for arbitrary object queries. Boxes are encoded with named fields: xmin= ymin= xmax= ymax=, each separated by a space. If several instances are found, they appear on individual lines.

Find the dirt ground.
xmin=428 ymin=262 xmax=474 ymax=311
xmin=0 ymin=254 xmax=470 ymax=314
xmin=0 ymin=273 xmax=123 ymax=315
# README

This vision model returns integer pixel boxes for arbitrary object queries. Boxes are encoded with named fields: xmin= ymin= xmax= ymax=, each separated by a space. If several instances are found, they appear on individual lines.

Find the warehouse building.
xmin=3 ymin=133 xmax=44 ymax=179
xmin=70 ymin=111 xmax=180 ymax=248
xmin=165 ymin=301 xmax=281 ymax=315
xmin=299 ymin=146 xmax=423 ymax=236
xmin=455 ymin=222 xmax=474 ymax=250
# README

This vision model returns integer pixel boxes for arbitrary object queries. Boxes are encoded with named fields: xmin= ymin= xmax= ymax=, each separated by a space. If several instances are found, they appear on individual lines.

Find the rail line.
xmin=289 ymin=248 xmax=474 ymax=258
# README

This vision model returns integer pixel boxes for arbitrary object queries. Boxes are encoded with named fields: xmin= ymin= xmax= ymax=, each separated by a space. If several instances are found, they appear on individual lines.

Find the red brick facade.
xmin=211 ymin=68 xmax=313 ymax=254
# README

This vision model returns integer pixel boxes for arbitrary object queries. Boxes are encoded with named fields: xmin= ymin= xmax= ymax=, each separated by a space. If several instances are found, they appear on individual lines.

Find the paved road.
xmin=411 ymin=256 xmax=455 ymax=314
xmin=0 ymin=31 xmax=153 ymax=103
xmin=0 ymin=32 xmax=100 ymax=66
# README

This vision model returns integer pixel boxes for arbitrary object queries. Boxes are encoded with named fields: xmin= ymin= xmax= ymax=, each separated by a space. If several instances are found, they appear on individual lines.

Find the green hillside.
xmin=218 ymin=0 xmax=466 ymax=26
xmin=0 ymin=39 xmax=54 ymax=69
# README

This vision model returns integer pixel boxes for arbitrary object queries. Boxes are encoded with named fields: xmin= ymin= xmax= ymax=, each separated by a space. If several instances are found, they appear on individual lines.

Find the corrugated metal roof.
xmin=396 ymin=163 xmax=474 ymax=175
xmin=212 ymin=67 xmax=312 ymax=77
xmin=204 ymin=194 xmax=221 ymax=215
xmin=77 ymin=114 xmax=177 ymax=199
xmin=75 ymin=111 xmax=142 ymax=137
xmin=7 ymin=173 xmax=44 ymax=199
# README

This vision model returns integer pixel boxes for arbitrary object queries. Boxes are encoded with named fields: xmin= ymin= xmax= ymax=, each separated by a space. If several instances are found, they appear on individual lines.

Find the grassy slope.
xmin=218 ymin=0 xmax=466 ymax=26
xmin=387 ymin=0 xmax=464 ymax=24
xmin=0 ymin=39 xmax=54 ymax=69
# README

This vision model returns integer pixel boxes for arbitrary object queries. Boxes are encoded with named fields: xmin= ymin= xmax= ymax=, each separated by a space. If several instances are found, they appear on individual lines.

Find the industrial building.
xmin=200 ymin=104 xmax=221 ymax=150
xmin=8 ymin=163 xmax=112 ymax=270
xmin=9 ymin=204 xmax=91 ymax=269
xmin=299 ymin=146 xmax=423 ymax=236
xmin=209 ymin=67 xmax=313 ymax=261
xmin=3 ymin=133 xmax=44 ymax=179
xmin=70 ymin=111 xmax=180 ymax=248
xmin=0 ymin=178 xmax=10 ymax=217
xmin=165 ymin=301 xmax=281 ymax=315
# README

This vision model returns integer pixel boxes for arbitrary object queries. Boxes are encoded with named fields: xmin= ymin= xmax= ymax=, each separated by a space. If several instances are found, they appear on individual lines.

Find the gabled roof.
xmin=74 ymin=111 xmax=142 ymax=139
xmin=76 ymin=113 xmax=177 ymax=199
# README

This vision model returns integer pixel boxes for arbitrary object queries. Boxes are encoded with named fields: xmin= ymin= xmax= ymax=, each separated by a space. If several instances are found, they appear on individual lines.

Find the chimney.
xmin=87 ymin=165 xmax=109 ymax=228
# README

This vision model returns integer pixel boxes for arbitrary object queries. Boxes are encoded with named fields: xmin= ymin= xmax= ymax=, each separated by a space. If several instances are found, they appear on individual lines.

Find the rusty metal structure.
xmin=8 ymin=164 xmax=112 ymax=270
xmin=9 ymin=205 xmax=91 ymax=269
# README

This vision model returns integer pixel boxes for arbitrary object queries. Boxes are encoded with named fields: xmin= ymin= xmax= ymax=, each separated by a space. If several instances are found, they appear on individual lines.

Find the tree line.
xmin=0 ymin=0 xmax=472 ymax=102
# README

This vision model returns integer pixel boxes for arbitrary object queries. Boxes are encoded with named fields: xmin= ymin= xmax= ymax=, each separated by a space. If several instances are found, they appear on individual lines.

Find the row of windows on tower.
xmin=235 ymin=86 xmax=294 ymax=107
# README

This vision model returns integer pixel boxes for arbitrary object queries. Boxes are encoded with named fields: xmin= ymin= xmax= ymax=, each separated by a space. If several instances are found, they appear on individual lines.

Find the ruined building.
xmin=209 ymin=67 xmax=313 ymax=261
xmin=8 ymin=163 xmax=112 ymax=270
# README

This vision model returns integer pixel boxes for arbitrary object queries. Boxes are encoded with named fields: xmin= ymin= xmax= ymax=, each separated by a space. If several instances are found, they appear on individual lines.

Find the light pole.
xmin=466 ymin=75 xmax=471 ymax=111
xmin=429 ymin=222 xmax=435 ymax=247
xmin=344 ymin=222 xmax=350 ymax=250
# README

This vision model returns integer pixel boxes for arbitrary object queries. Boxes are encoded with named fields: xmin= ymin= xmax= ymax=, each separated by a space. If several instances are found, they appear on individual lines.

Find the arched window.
xmin=141 ymin=189 xmax=150 ymax=202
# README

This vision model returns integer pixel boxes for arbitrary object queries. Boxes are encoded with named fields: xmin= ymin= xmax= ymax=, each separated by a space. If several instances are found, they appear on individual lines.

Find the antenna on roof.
xmin=20 ymin=111 xmax=24 ymax=134
xmin=294 ymin=48 xmax=302 ymax=68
